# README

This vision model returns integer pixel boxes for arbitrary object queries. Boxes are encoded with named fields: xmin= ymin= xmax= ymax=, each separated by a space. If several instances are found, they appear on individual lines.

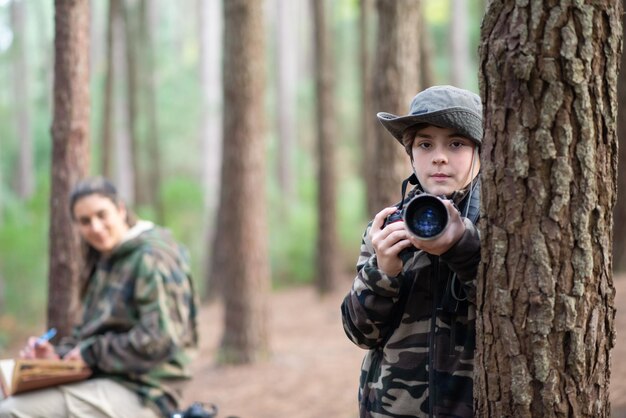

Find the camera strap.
xmin=397 ymin=173 xmax=419 ymax=210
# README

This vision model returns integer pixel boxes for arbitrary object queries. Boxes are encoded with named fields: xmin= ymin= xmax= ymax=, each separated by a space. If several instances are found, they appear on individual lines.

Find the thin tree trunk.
xmin=360 ymin=0 xmax=378 ymax=218
xmin=449 ymin=0 xmax=470 ymax=88
xmin=198 ymin=0 xmax=223 ymax=301
xmin=122 ymin=0 xmax=142 ymax=207
xmin=312 ymin=0 xmax=339 ymax=294
xmin=370 ymin=0 xmax=419 ymax=211
xmin=215 ymin=0 xmax=270 ymax=364
xmin=11 ymin=0 xmax=35 ymax=200
xmin=476 ymin=1 xmax=621 ymax=416
xmin=113 ymin=0 xmax=134 ymax=203
xmin=48 ymin=0 xmax=91 ymax=339
xmin=276 ymin=0 xmax=298 ymax=202
xmin=100 ymin=0 xmax=118 ymax=179
xmin=139 ymin=0 xmax=164 ymax=223
xmin=418 ymin=5 xmax=435 ymax=89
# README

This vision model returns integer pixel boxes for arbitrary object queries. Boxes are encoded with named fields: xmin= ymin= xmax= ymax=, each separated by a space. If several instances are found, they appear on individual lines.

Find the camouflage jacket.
xmin=56 ymin=221 xmax=199 ymax=417
xmin=341 ymin=185 xmax=480 ymax=418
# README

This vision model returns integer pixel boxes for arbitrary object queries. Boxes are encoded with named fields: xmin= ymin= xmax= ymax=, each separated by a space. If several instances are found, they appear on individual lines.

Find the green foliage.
xmin=0 ymin=177 xmax=51 ymax=348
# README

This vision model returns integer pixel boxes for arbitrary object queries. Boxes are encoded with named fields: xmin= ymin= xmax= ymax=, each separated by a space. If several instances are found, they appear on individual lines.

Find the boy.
xmin=341 ymin=85 xmax=482 ymax=418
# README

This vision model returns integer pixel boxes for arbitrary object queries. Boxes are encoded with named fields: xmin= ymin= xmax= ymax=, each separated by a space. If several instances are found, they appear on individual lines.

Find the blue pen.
xmin=36 ymin=327 xmax=57 ymax=345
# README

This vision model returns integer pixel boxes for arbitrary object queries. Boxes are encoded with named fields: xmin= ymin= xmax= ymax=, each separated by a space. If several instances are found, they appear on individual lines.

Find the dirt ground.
xmin=184 ymin=277 xmax=626 ymax=418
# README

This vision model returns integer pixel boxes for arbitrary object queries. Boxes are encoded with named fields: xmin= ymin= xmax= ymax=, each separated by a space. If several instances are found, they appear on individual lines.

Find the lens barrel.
xmin=403 ymin=194 xmax=448 ymax=239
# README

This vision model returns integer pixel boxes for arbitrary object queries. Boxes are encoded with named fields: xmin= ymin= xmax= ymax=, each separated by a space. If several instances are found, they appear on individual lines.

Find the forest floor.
xmin=184 ymin=276 xmax=626 ymax=418
xmin=4 ymin=276 xmax=625 ymax=417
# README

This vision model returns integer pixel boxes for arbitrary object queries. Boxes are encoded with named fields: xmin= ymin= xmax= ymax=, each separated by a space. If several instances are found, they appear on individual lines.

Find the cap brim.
xmin=377 ymin=108 xmax=482 ymax=146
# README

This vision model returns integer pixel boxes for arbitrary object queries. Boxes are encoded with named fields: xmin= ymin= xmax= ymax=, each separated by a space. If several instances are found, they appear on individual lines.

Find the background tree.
xmin=100 ymin=0 xmax=118 ymax=180
xmin=11 ymin=0 xmax=34 ymax=200
xmin=360 ymin=0 xmax=377 ymax=218
xmin=138 ymin=0 xmax=164 ymax=223
xmin=48 ymin=0 xmax=91 ymax=338
xmin=476 ymin=1 xmax=621 ymax=416
xmin=198 ymin=0 xmax=223 ymax=301
xmin=312 ymin=0 xmax=339 ymax=294
xmin=449 ymin=0 xmax=470 ymax=88
xmin=214 ymin=0 xmax=270 ymax=364
xmin=275 ymin=0 xmax=298 ymax=203
xmin=369 ymin=0 xmax=419 ymax=213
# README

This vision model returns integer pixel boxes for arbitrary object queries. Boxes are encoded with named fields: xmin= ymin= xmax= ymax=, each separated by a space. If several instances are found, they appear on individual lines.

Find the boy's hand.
xmin=407 ymin=199 xmax=466 ymax=255
xmin=370 ymin=207 xmax=414 ymax=277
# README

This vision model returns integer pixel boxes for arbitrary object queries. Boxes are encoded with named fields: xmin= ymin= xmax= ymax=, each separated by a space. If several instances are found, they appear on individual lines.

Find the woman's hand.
xmin=370 ymin=207 xmax=414 ymax=277
xmin=63 ymin=346 xmax=88 ymax=368
xmin=407 ymin=199 xmax=466 ymax=256
xmin=19 ymin=337 xmax=60 ymax=360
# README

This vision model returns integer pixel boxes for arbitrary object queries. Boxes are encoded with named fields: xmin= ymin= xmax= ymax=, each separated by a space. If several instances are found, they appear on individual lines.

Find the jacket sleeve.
xmin=439 ymin=217 xmax=481 ymax=304
xmin=341 ymin=222 xmax=423 ymax=350
xmin=79 ymin=249 xmax=195 ymax=374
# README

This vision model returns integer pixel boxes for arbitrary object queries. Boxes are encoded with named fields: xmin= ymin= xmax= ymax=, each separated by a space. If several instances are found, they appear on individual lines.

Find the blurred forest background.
xmin=0 ymin=0 xmax=483 ymax=349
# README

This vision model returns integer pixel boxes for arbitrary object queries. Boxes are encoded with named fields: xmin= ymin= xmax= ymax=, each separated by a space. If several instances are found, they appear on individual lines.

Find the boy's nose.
xmin=432 ymin=150 xmax=447 ymax=164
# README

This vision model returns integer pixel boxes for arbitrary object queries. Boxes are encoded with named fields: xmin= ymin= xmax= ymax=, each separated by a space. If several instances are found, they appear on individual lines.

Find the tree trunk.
xmin=139 ymin=0 xmax=164 ymax=223
xmin=11 ymin=0 xmax=35 ymax=200
xmin=122 ymin=0 xmax=143 ymax=207
xmin=613 ymin=0 xmax=626 ymax=271
xmin=449 ymin=0 xmax=470 ymax=88
xmin=312 ymin=0 xmax=339 ymax=294
xmin=100 ymin=0 xmax=118 ymax=179
xmin=360 ymin=0 xmax=378 ymax=218
xmin=48 ymin=0 xmax=91 ymax=339
xmin=418 ymin=5 xmax=435 ymax=89
xmin=370 ymin=0 xmax=419 ymax=212
xmin=215 ymin=0 xmax=270 ymax=364
xmin=476 ymin=2 xmax=621 ymax=416
xmin=275 ymin=0 xmax=298 ymax=202
xmin=198 ymin=0 xmax=224 ymax=301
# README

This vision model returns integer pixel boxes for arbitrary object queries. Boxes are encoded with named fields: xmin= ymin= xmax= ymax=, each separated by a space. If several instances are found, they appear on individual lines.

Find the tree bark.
xmin=370 ymin=0 xmax=419 ymax=212
xmin=215 ymin=0 xmax=270 ymax=364
xmin=48 ymin=0 xmax=91 ymax=338
xmin=476 ymin=2 xmax=621 ymax=416
xmin=312 ymin=0 xmax=339 ymax=294
xmin=613 ymin=0 xmax=626 ymax=271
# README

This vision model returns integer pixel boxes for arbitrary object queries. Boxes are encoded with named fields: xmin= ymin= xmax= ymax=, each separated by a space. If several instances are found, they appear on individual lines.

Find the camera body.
xmin=384 ymin=194 xmax=449 ymax=240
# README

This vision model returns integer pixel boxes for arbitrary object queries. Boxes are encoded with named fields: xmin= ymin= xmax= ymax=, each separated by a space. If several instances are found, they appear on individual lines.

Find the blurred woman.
xmin=0 ymin=176 xmax=198 ymax=418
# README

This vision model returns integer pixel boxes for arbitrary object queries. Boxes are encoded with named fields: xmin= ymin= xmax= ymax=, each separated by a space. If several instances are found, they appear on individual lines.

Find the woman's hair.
xmin=69 ymin=176 xmax=137 ymax=296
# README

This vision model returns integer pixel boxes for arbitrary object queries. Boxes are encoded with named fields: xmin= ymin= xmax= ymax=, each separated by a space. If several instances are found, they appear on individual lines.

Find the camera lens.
xmin=403 ymin=194 xmax=448 ymax=239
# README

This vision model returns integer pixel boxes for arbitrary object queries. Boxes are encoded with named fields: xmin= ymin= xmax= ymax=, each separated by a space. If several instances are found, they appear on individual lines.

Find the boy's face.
xmin=411 ymin=125 xmax=479 ymax=196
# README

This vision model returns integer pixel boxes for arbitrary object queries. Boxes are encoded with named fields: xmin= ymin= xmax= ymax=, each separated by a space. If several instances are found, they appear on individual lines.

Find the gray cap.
xmin=377 ymin=85 xmax=483 ymax=146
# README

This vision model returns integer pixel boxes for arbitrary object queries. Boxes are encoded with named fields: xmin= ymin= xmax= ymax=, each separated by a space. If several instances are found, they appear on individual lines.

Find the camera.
xmin=384 ymin=194 xmax=449 ymax=240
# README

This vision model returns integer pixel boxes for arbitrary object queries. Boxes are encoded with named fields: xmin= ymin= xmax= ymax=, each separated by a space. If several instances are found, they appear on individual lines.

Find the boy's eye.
xmin=417 ymin=142 xmax=431 ymax=149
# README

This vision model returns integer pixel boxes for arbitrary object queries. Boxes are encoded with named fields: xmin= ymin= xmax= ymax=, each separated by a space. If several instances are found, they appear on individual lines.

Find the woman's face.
xmin=411 ymin=125 xmax=479 ymax=196
xmin=72 ymin=194 xmax=130 ymax=254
